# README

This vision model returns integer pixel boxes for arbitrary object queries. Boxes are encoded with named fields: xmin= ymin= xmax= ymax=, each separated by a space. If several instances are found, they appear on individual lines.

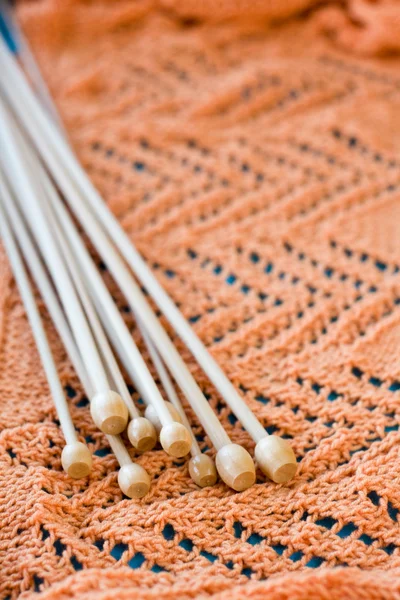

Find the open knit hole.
xmin=272 ymin=544 xmax=287 ymax=555
xmin=306 ymin=557 xmax=325 ymax=568
xmin=111 ymin=543 xmax=128 ymax=560
xmin=129 ymin=553 xmax=146 ymax=568
xmin=248 ymin=532 xmax=263 ymax=545
xmin=200 ymin=551 xmax=218 ymax=563
xmin=162 ymin=524 xmax=176 ymax=540
xmin=337 ymin=523 xmax=358 ymax=538
xmin=65 ymin=385 xmax=77 ymax=398
xmin=33 ymin=575 xmax=44 ymax=593
xmin=76 ymin=396 xmax=89 ymax=407
xmin=71 ymin=556 xmax=83 ymax=571
xmin=94 ymin=447 xmax=112 ymax=457
xmin=179 ymin=539 xmax=194 ymax=552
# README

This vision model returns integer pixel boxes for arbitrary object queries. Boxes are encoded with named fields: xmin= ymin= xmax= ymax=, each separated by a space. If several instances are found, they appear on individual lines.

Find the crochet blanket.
xmin=2 ymin=1 xmax=400 ymax=598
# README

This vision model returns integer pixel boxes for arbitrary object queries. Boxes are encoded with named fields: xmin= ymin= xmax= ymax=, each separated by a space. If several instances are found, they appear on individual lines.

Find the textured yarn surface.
xmin=2 ymin=1 xmax=400 ymax=598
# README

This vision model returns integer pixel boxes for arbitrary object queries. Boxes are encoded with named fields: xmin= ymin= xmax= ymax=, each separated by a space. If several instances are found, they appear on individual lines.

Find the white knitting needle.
xmin=141 ymin=329 xmax=217 ymax=487
xmin=0 ymin=102 xmax=129 ymax=438
xmin=0 ymin=174 xmax=150 ymax=498
xmin=37 ymin=170 xmax=158 ymax=453
xmin=144 ymin=400 xmax=183 ymax=434
xmin=0 ymin=45 xmax=259 ymax=490
xmin=0 ymin=173 xmax=92 ymax=479
xmin=0 ymin=42 xmax=296 ymax=484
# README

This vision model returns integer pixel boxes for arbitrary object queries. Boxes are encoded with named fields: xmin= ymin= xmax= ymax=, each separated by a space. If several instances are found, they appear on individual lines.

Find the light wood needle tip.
xmin=61 ymin=442 xmax=92 ymax=479
xmin=255 ymin=436 xmax=297 ymax=484
xmin=90 ymin=390 xmax=129 ymax=435
xmin=118 ymin=463 xmax=151 ymax=498
xmin=216 ymin=444 xmax=256 ymax=492
xmin=127 ymin=416 xmax=157 ymax=452
xmin=144 ymin=401 xmax=182 ymax=433
xmin=189 ymin=454 xmax=217 ymax=488
xmin=159 ymin=422 xmax=192 ymax=458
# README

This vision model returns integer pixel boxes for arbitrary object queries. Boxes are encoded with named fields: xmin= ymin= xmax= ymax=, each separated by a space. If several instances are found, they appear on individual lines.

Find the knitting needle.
xmin=86 ymin=218 xmax=296 ymax=482
xmin=141 ymin=328 xmax=217 ymax=487
xmin=37 ymin=178 xmax=158 ymax=453
xmin=0 ymin=173 xmax=150 ymax=497
xmin=0 ymin=43 xmax=295 ymax=485
xmin=50 ymin=206 xmax=157 ymax=453
xmin=0 ymin=45 xmax=257 ymax=490
xmin=10 ymin=119 xmax=192 ymax=460
xmin=0 ymin=102 xmax=130 ymax=438
xmin=144 ymin=401 xmax=182 ymax=433
xmin=130 ymin=346 xmax=184 ymax=433
xmin=0 ymin=173 xmax=92 ymax=479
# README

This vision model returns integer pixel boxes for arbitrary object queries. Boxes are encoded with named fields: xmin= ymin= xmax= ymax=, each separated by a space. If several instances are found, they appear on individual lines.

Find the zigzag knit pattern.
xmin=1 ymin=1 xmax=400 ymax=598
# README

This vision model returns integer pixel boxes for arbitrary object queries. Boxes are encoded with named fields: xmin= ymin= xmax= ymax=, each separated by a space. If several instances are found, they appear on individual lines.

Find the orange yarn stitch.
xmin=1 ymin=1 xmax=400 ymax=598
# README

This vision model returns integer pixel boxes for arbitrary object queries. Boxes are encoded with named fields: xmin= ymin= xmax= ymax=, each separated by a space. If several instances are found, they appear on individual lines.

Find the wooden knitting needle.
xmin=53 ymin=218 xmax=158 ymax=453
xmin=0 ymin=43 xmax=295 ymax=484
xmin=0 ymin=174 xmax=150 ymax=498
xmin=13 ymin=124 xmax=191 ymax=460
xmin=40 ymin=185 xmax=157 ymax=453
xmin=0 ymin=45 xmax=257 ymax=491
xmin=0 ymin=102 xmax=129 ymax=437
xmin=0 ymin=174 xmax=92 ymax=479
xmin=144 ymin=401 xmax=182 ymax=433
xmin=141 ymin=328 xmax=217 ymax=487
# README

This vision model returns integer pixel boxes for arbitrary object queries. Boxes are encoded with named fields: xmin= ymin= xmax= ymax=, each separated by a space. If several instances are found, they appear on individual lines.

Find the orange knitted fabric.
xmin=2 ymin=1 xmax=400 ymax=598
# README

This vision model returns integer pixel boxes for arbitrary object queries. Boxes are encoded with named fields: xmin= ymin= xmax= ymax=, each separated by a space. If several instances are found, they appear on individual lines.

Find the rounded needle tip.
xmin=127 ymin=416 xmax=157 ymax=452
xmin=61 ymin=442 xmax=92 ymax=479
xmin=144 ymin=401 xmax=182 ymax=433
xmin=159 ymin=422 xmax=192 ymax=457
xmin=216 ymin=444 xmax=256 ymax=492
xmin=255 ymin=436 xmax=297 ymax=484
xmin=118 ymin=463 xmax=151 ymax=498
xmin=90 ymin=390 xmax=129 ymax=435
xmin=189 ymin=454 xmax=217 ymax=487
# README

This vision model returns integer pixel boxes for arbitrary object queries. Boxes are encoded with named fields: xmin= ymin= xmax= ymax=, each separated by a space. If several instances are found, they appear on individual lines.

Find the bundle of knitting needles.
xmin=0 ymin=33 xmax=297 ymax=498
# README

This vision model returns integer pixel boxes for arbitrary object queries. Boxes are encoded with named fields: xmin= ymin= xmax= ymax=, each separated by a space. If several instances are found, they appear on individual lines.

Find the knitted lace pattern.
xmin=2 ymin=2 xmax=400 ymax=599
